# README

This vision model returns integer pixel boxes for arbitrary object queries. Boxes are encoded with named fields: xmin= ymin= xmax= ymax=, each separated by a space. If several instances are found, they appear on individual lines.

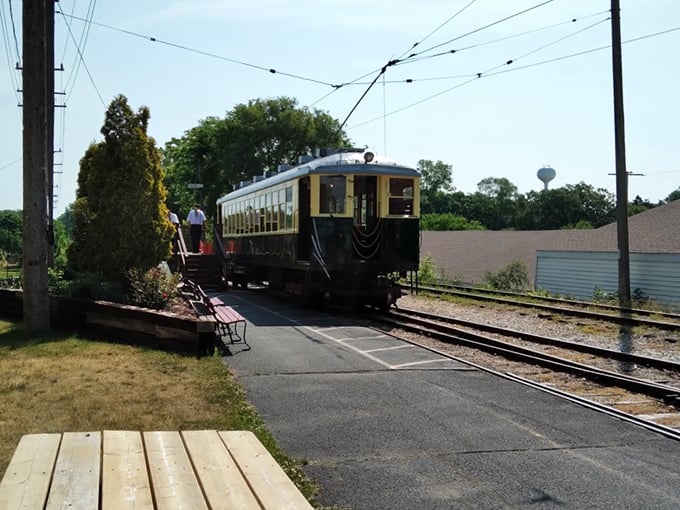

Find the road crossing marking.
xmin=391 ymin=358 xmax=456 ymax=369
xmin=364 ymin=345 xmax=411 ymax=354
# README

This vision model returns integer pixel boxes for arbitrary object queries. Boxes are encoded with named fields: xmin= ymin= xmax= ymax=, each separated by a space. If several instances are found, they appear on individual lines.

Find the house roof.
xmin=420 ymin=199 xmax=680 ymax=285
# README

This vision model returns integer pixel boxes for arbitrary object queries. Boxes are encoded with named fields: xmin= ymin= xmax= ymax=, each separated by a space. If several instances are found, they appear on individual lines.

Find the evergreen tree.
xmin=68 ymin=95 xmax=174 ymax=279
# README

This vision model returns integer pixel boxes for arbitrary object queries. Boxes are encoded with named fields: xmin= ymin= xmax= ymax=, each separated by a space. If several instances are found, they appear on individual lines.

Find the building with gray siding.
xmin=420 ymin=199 xmax=680 ymax=307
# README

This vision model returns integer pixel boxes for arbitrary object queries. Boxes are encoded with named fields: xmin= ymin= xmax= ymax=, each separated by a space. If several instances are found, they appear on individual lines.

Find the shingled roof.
xmin=420 ymin=199 xmax=680 ymax=285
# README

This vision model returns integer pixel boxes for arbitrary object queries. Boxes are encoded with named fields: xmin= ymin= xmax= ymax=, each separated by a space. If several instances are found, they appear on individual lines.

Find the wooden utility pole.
xmin=22 ymin=0 xmax=52 ymax=332
xmin=611 ymin=0 xmax=631 ymax=309
xmin=47 ymin=0 xmax=55 ymax=267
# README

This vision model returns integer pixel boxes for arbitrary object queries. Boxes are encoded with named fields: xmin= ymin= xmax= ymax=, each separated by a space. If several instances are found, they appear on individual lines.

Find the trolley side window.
xmin=388 ymin=178 xmax=414 ymax=216
xmin=319 ymin=175 xmax=346 ymax=214
xmin=285 ymin=186 xmax=293 ymax=229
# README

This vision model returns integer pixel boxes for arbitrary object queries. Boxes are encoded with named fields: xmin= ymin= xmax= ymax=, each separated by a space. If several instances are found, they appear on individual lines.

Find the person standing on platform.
xmin=187 ymin=204 xmax=206 ymax=253
xmin=168 ymin=209 xmax=180 ymax=253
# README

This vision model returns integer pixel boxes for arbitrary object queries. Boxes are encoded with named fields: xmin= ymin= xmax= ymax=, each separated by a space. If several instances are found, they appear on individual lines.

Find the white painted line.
xmin=391 ymin=358 xmax=455 ymax=369
xmin=308 ymin=326 xmax=346 ymax=332
xmin=342 ymin=335 xmax=389 ymax=341
xmin=305 ymin=326 xmax=396 ymax=369
xmin=222 ymin=293 xmax=452 ymax=370
xmin=364 ymin=345 xmax=412 ymax=354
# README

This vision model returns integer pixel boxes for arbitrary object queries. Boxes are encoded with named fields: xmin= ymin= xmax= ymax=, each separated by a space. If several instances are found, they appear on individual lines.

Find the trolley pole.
xmin=22 ymin=0 xmax=52 ymax=332
xmin=610 ymin=0 xmax=631 ymax=309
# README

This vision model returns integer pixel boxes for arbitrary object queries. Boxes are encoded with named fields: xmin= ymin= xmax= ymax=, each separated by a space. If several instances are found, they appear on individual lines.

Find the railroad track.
xmin=405 ymin=284 xmax=680 ymax=331
xmin=366 ymin=307 xmax=680 ymax=439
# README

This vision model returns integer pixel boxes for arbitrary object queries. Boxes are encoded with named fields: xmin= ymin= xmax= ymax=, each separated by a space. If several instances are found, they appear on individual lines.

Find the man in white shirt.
xmin=187 ymin=204 xmax=206 ymax=253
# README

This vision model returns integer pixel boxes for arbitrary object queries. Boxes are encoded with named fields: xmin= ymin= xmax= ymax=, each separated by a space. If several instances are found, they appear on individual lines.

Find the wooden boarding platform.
xmin=0 ymin=430 xmax=313 ymax=509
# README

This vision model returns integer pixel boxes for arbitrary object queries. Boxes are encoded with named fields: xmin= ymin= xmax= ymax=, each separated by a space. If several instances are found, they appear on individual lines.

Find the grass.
xmin=0 ymin=260 xmax=21 ymax=279
xmin=0 ymin=319 xmax=320 ymax=505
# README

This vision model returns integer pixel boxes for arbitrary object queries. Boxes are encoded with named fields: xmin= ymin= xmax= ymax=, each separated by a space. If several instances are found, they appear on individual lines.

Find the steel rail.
xmin=396 ymin=306 xmax=680 ymax=372
xmin=504 ymin=373 xmax=680 ymax=442
xmin=374 ymin=311 xmax=680 ymax=406
xmin=408 ymin=285 xmax=680 ymax=331
xmin=419 ymin=282 xmax=680 ymax=322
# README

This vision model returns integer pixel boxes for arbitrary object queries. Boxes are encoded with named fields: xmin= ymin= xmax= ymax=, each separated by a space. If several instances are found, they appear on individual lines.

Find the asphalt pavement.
xmin=216 ymin=289 xmax=680 ymax=510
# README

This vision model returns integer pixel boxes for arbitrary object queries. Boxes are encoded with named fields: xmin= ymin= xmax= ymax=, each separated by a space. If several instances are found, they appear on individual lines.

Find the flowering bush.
xmin=127 ymin=267 xmax=181 ymax=310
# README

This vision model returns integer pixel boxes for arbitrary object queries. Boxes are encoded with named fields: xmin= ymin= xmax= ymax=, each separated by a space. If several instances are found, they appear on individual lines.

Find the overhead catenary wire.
xmin=331 ymin=0 xmax=560 ymax=136
xmin=475 ymin=16 xmax=610 ymax=79
xmin=392 ymin=9 xmax=611 ymax=68
xmin=395 ymin=0 xmax=479 ymax=61
xmin=403 ymin=0 xmax=557 ymax=62
xmin=348 ymin=25 xmax=680 ymax=131
xmin=57 ymin=10 xmax=341 ymax=89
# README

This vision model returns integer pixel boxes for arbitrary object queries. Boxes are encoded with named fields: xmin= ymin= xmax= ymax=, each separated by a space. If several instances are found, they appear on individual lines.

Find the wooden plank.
xmin=182 ymin=430 xmax=261 ymax=509
xmin=0 ymin=433 xmax=61 ymax=510
xmin=46 ymin=431 xmax=101 ymax=510
xmin=143 ymin=431 xmax=209 ymax=510
xmin=102 ymin=430 xmax=154 ymax=510
xmin=220 ymin=431 xmax=314 ymax=510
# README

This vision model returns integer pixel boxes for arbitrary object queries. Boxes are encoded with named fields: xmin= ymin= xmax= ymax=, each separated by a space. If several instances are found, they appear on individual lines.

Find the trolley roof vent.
xmin=297 ymin=154 xmax=314 ymax=165
xmin=277 ymin=164 xmax=292 ymax=172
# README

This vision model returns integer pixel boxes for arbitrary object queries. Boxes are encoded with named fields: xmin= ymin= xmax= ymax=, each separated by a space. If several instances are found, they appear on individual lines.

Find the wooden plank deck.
xmin=0 ymin=430 xmax=314 ymax=510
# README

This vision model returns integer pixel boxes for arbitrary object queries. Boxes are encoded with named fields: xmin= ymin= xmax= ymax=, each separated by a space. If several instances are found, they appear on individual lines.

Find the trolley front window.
xmin=388 ymin=178 xmax=414 ymax=216
xmin=319 ymin=175 xmax=346 ymax=214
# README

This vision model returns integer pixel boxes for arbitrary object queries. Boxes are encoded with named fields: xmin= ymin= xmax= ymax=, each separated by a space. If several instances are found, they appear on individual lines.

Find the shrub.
xmin=484 ymin=261 xmax=529 ymax=291
xmin=417 ymin=254 xmax=438 ymax=285
xmin=127 ymin=267 xmax=181 ymax=310
xmin=592 ymin=286 xmax=617 ymax=303
xmin=67 ymin=272 xmax=128 ymax=302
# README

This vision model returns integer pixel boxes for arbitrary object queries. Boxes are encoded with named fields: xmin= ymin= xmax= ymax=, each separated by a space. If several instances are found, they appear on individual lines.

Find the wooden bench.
xmin=204 ymin=295 xmax=250 ymax=352
xmin=0 ymin=430 xmax=313 ymax=509
xmin=182 ymin=279 xmax=250 ymax=353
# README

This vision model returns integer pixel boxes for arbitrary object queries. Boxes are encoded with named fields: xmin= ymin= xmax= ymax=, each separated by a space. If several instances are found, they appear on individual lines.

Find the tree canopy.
xmin=68 ymin=95 xmax=174 ymax=279
xmin=163 ymin=96 xmax=351 ymax=220
xmin=418 ymin=159 xmax=453 ymax=215
xmin=0 ymin=209 xmax=22 ymax=258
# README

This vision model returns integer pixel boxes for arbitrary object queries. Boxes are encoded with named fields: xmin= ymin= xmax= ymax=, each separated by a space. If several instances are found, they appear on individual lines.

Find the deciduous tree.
xmin=163 ymin=97 xmax=350 ymax=219
xmin=0 ymin=210 xmax=22 ymax=257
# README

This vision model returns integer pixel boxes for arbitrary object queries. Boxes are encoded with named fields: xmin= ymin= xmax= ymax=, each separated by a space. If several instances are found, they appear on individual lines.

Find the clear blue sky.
xmin=1 ymin=0 xmax=678 ymax=218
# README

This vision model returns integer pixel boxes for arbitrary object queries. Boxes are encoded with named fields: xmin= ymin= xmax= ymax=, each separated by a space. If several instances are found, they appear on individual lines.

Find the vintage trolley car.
xmin=215 ymin=147 xmax=420 ymax=309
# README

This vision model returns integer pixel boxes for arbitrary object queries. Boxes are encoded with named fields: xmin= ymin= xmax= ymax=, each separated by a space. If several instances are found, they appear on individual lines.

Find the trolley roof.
xmin=216 ymin=149 xmax=420 ymax=204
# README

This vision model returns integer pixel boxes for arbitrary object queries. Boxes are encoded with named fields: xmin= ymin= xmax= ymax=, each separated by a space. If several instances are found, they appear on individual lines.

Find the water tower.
xmin=537 ymin=165 xmax=556 ymax=190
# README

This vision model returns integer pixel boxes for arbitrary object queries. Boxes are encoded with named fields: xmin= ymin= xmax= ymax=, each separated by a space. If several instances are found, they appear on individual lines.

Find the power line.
xmin=333 ymin=0 xmax=577 ymax=133
xmin=57 ymin=10 xmax=340 ymax=89
xmin=348 ymin=25 xmax=680 ymax=130
xmin=396 ymin=0 xmax=479 ymax=61
xmin=0 ymin=0 xmax=21 ymax=103
xmin=0 ymin=156 xmax=21 ymax=171
xmin=336 ymin=13 xmax=613 ymax=87
xmin=58 ymin=8 xmax=105 ymax=107
xmin=7 ymin=0 xmax=20 ymax=66
xmin=404 ymin=0 xmax=557 ymax=62
xmin=311 ymin=9 xmax=611 ymax=110
xmin=62 ymin=0 xmax=97 ymax=100
xmin=393 ymin=10 xmax=610 ymax=67
xmin=476 ymin=16 xmax=609 ymax=77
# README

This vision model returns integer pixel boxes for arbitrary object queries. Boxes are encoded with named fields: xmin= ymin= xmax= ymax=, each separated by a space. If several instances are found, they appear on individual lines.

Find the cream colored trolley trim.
xmin=309 ymin=173 xmax=354 ymax=218
xmin=378 ymin=174 xmax=421 ymax=218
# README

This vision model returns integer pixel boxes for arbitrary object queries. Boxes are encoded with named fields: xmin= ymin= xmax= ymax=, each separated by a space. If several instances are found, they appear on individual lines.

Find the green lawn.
xmin=0 ymin=319 xmax=321 ymax=506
